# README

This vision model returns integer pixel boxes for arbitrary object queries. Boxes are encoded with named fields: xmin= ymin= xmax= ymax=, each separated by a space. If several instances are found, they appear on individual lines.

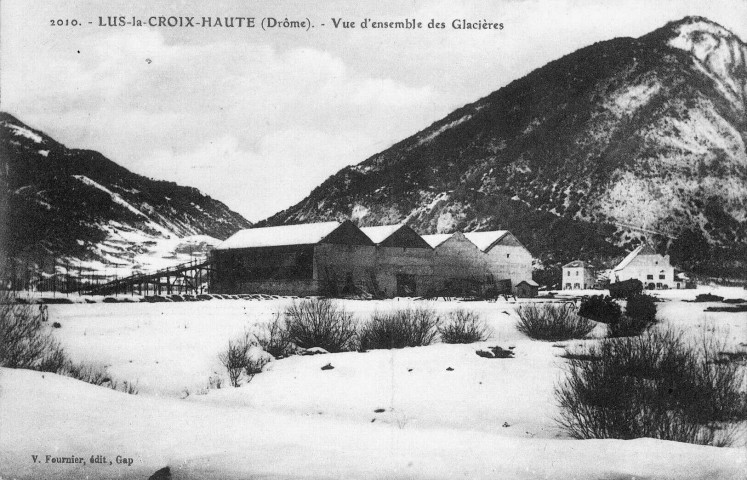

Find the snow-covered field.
xmin=1 ymin=287 xmax=746 ymax=479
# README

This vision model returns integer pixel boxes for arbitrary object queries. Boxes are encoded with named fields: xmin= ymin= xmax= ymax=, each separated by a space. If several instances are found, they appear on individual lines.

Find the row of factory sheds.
xmin=210 ymin=220 xmax=536 ymax=298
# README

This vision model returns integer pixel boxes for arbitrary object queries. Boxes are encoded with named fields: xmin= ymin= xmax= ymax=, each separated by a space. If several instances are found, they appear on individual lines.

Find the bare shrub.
xmin=0 ymin=294 xmax=138 ymax=393
xmin=607 ymin=315 xmax=645 ymax=338
xmin=358 ymin=307 xmax=440 ymax=351
xmin=219 ymin=331 xmax=271 ymax=387
xmin=555 ymin=328 xmax=746 ymax=446
xmin=255 ymin=312 xmax=292 ymax=358
xmin=106 ymin=378 xmax=139 ymax=395
xmin=0 ymin=294 xmax=64 ymax=369
xmin=218 ymin=331 xmax=255 ymax=387
xmin=118 ymin=380 xmax=139 ymax=395
xmin=244 ymin=354 xmax=270 ymax=384
xmin=63 ymin=362 xmax=110 ymax=385
xmin=284 ymin=299 xmax=357 ymax=352
xmin=439 ymin=310 xmax=491 ymax=344
xmin=516 ymin=303 xmax=595 ymax=341
xmin=57 ymin=361 xmax=138 ymax=394
xmin=208 ymin=374 xmax=223 ymax=390
xmin=37 ymin=344 xmax=68 ymax=373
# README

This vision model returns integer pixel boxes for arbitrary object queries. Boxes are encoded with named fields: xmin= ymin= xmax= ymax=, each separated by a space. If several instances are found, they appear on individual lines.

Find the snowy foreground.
xmin=1 ymin=287 xmax=745 ymax=479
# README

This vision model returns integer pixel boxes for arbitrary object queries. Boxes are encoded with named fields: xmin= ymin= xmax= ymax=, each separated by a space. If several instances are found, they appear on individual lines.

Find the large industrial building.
xmin=210 ymin=221 xmax=535 ymax=297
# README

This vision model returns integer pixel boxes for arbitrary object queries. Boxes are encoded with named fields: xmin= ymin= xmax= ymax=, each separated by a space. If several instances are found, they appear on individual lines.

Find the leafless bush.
xmin=63 ymin=362 xmax=110 ymax=385
xmin=255 ymin=312 xmax=293 ymax=358
xmin=358 ymin=307 xmax=440 ymax=351
xmin=439 ymin=309 xmax=491 ymax=344
xmin=0 ymin=294 xmax=138 ymax=393
xmin=244 ymin=355 xmax=270 ymax=384
xmin=218 ymin=331 xmax=255 ymax=387
xmin=555 ymin=328 xmax=746 ymax=446
xmin=58 ymin=361 xmax=138 ymax=394
xmin=516 ymin=303 xmax=595 ymax=341
xmin=118 ymin=380 xmax=139 ymax=395
xmin=107 ymin=379 xmax=139 ymax=395
xmin=208 ymin=374 xmax=223 ymax=390
xmin=0 ymin=294 xmax=65 ymax=370
xmin=284 ymin=298 xmax=357 ymax=352
xmin=37 ymin=344 xmax=68 ymax=373
xmin=219 ymin=331 xmax=270 ymax=387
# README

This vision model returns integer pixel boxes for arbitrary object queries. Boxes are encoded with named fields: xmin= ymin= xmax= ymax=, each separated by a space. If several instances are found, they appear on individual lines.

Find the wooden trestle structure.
xmin=86 ymin=259 xmax=212 ymax=296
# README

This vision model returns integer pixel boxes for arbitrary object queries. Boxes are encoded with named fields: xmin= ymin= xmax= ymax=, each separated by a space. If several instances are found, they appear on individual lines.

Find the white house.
xmin=562 ymin=260 xmax=596 ymax=290
xmin=612 ymin=245 xmax=676 ymax=289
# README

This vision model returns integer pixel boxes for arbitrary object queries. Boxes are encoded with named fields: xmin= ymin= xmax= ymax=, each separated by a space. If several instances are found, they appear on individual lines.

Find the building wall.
xmin=222 ymin=279 xmax=320 ymax=296
xmin=613 ymin=254 xmax=675 ymax=289
xmin=372 ymin=246 xmax=434 ymax=297
xmin=313 ymin=243 xmax=377 ymax=294
xmin=562 ymin=267 xmax=596 ymax=289
xmin=429 ymin=234 xmax=493 ymax=295
xmin=484 ymin=245 xmax=533 ymax=290
xmin=211 ymin=245 xmax=315 ymax=294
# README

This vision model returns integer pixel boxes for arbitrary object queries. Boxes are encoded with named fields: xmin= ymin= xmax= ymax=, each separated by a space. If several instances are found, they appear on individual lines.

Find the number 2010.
xmin=50 ymin=19 xmax=79 ymax=26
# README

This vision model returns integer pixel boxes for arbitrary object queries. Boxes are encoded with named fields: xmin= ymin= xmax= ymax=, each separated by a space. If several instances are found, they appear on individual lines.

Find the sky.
xmin=2 ymin=0 xmax=746 ymax=222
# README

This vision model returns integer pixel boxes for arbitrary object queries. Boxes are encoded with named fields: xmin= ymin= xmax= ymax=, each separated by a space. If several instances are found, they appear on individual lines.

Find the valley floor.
xmin=1 ymin=287 xmax=745 ymax=479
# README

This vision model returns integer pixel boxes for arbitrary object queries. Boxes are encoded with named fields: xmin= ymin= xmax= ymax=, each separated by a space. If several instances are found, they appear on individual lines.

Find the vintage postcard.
xmin=1 ymin=0 xmax=746 ymax=478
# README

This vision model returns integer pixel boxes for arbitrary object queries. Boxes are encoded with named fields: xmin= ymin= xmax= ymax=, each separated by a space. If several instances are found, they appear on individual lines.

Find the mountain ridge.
xmin=0 ymin=112 xmax=253 ymax=276
xmin=262 ymin=16 xmax=747 ymax=278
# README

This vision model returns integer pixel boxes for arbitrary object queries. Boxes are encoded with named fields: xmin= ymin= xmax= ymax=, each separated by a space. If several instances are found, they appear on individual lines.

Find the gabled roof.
xmin=216 ymin=221 xmax=344 ymax=250
xmin=639 ymin=244 xmax=657 ymax=255
xmin=361 ymin=224 xmax=432 ymax=249
xmin=613 ymin=244 xmax=659 ymax=271
xmin=613 ymin=246 xmax=642 ymax=271
xmin=463 ymin=231 xmax=509 ymax=252
xmin=563 ymin=260 xmax=592 ymax=269
xmin=360 ymin=225 xmax=403 ymax=244
xmin=421 ymin=234 xmax=454 ymax=248
xmin=516 ymin=279 xmax=539 ymax=287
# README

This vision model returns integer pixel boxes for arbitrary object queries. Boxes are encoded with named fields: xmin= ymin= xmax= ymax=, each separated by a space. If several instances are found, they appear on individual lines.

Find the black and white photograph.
xmin=1 ymin=0 xmax=746 ymax=478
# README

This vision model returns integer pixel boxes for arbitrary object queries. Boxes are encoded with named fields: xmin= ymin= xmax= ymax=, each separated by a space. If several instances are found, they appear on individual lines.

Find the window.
xmin=576 ymin=271 xmax=579 ymax=276
xmin=647 ymin=274 xmax=653 ymax=279
xmin=507 ymin=254 xmax=510 ymax=258
xmin=659 ymin=274 xmax=665 ymax=279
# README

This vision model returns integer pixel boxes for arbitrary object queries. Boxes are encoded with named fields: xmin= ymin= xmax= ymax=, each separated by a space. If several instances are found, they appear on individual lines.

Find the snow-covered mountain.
xmin=0 ymin=112 xmax=252 ymax=277
xmin=264 ymin=17 xmax=747 ymax=277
